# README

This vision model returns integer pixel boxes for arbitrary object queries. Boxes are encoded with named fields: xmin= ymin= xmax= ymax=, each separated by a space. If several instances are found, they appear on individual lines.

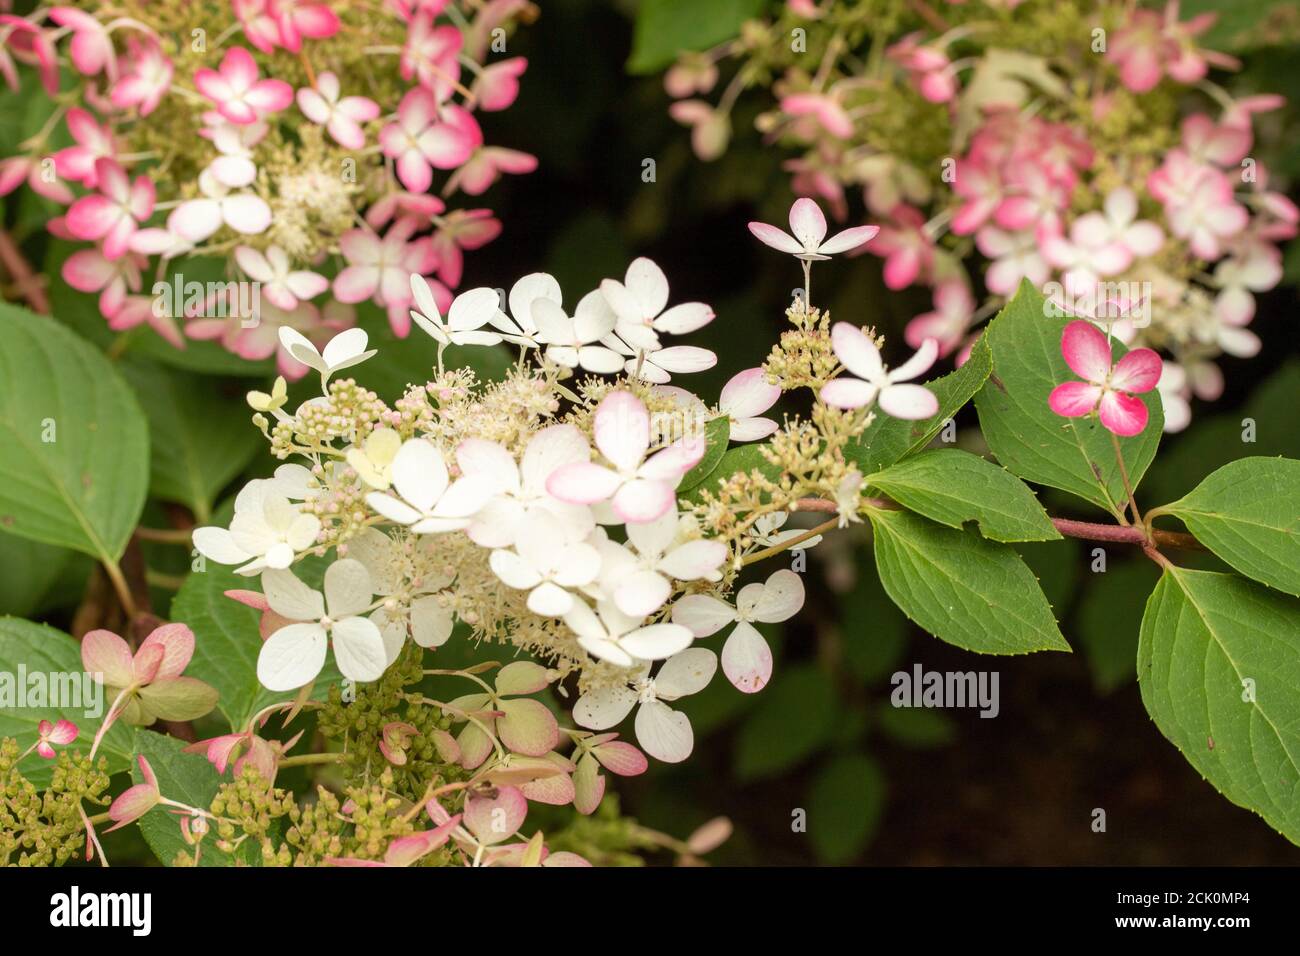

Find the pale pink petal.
xmin=788 ymin=197 xmax=827 ymax=249
xmin=878 ymin=383 xmax=938 ymax=419
xmin=721 ymin=621 xmax=772 ymax=694
xmin=830 ymin=322 xmax=884 ymax=381
xmin=747 ymin=222 xmax=803 ymax=255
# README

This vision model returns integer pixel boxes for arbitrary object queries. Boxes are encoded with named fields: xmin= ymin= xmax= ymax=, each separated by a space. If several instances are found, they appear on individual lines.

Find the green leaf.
xmin=119 ymin=360 xmax=263 ymax=522
xmin=845 ymin=333 xmax=992 ymax=475
xmin=806 ymin=754 xmax=886 ymax=864
xmin=1181 ymin=0 xmax=1300 ymax=50
xmin=0 ymin=617 xmax=135 ymax=787
xmin=132 ymin=730 xmax=257 ymax=866
xmin=868 ymin=508 xmax=1069 ymax=654
xmin=677 ymin=416 xmax=731 ymax=494
xmin=1075 ymin=559 xmax=1157 ymax=694
xmin=866 ymin=448 xmax=1060 ymax=542
xmin=1157 ymin=457 xmax=1300 ymax=597
xmin=874 ymin=703 xmax=956 ymax=748
xmin=973 ymin=281 xmax=1162 ymax=517
xmin=1138 ymin=568 xmax=1300 ymax=845
xmin=734 ymin=664 xmax=836 ymax=781
xmin=0 ymin=535 xmax=89 ymax=618
xmin=172 ymin=559 xmax=340 ymax=732
xmin=627 ymin=0 xmax=767 ymax=74
xmin=0 ymin=302 xmax=149 ymax=562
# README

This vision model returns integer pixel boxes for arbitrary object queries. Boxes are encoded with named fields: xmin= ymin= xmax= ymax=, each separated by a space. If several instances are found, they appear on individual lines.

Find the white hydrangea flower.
xmin=532 ymin=292 xmax=624 ymax=374
xmin=365 ymin=438 xmax=491 ymax=533
xmin=671 ymin=569 xmax=805 ymax=694
xmin=563 ymin=598 xmax=694 ymax=668
xmin=751 ymin=512 xmax=823 ymax=551
xmin=409 ymin=279 xmax=503 ymax=347
xmin=485 ymin=271 xmax=562 ymax=347
xmin=572 ymin=648 xmax=717 ymax=763
xmin=192 ymin=478 xmax=320 ymax=575
xmin=489 ymin=511 xmax=602 ymax=616
xmin=257 ymin=559 xmax=387 ymax=690
xmin=278 ymin=326 xmax=376 ymax=386
xmin=591 ymin=510 xmax=727 ymax=618
xmin=599 ymin=256 xmax=715 ymax=351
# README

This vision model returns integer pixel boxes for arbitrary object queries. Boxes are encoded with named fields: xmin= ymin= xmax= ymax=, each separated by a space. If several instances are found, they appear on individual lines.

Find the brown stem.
xmin=0 ymin=229 xmax=49 ymax=313
xmin=1050 ymin=518 xmax=1202 ymax=551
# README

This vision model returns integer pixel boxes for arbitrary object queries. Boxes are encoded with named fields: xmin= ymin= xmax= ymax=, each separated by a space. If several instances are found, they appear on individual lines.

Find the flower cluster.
xmin=0 ymin=0 xmax=537 ymax=376
xmin=663 ymin=0 xmax=1296 ymax=431
xmin=184 ymin=207 xmax=931 ymax=848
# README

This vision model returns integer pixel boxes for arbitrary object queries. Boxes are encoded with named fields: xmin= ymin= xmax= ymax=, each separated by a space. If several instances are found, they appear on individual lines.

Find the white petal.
xmin=670 ymin=594 xmax=737 ymax=636
xmin=324 ymin=558 xmax=373 ymax=618
xmin=830 ymin=322 xmax=884 ymax=381
xmin=573 ymin=685 xmax=638 ymax=730
xmin=261 ymin=568 xmax=325 ymax=621
xmin=658 ymin=540 xmax=727 ymax=581
xmin=391 ymin=439 xmax=448 ymax=514
xmin=490 ymin=549 xmax=543 ymax=590
xmin=330 ymin=616 xmax=387 ymax=682
xmin=257 ymin=622 xmax=327 ymax=691
xmin=410 ymin=595 xmax=453 ymax=648
xmin=192 ymin=527 xmax=252 ymax=564
xmin=625 ymin=509 xmax=678 ymax=559
xmin=654 ymin=647 xmax=717 ymax=699
xmin=721 ymin=621 xmax=772 ymax=694
xmin=527 ymin=581 xmax=574 ymax=617
xmin=743 ymin=568 xmax=805 ymax=623
xmin=366 ymin=491 xmax=423 ymax=526
xmin=878 ymin=383 xmax=939 ymax=419
xmin=614 ymin=570 xmax=672 ymax=618
xmin=520 ymin=424 xmax=590 ymax=494
xmin=620 ymin=623 xmax=693 ymax=661
xmin=635 ymin=699 xmax=693 ymax=763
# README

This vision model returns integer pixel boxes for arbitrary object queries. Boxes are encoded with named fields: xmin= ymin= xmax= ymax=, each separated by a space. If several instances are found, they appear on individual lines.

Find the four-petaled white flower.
xmin=486 ymin=272 xmax=561 ymax=347
xmin=671 ymin=569 xmax=805 ymax=693
xmin=547 ymin=391 xmax=704 ymax=523
xmin=278 ymin=326 xmax=376 ymax=385
xmin=599 ymin=257 xmax=714 ymax=352
xmin=604 ymin=333 xmax=718 ymax=384
xmin=751 ymin=511 xmax=823 ymax=550
xmin=533 ymin=292 xmax=624 ymax=374
xmin=748 ymin=198 xmax=879 ymax=261
xmin=819 ymin=322 xmax=940 ymax=419
xmin=563 ymin=598 xmax=694 ymax=668
xmin=456 ymin=425 xmax=594 ymax=548
xmin=193 ymin=478 xmax=320 ymax=575
xmin=572 ymin=648 xmax=717 ymax=763
xmin=489 ymin=511 xmax=602 ymax=616
xmin=366 ymin=438 xmax=491 ymax=533
xmin=257 ymin=559 xmax=387 ymax=690
xmin=410 ymin=277 xmax=502 ymax=347
xmin=593 ymin=510 xmax=727 ymax=618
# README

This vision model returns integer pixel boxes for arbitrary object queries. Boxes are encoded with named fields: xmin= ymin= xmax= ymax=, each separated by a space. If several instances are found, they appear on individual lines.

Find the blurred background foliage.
xmin=2 ymin=0 xmax=1299 ymax=864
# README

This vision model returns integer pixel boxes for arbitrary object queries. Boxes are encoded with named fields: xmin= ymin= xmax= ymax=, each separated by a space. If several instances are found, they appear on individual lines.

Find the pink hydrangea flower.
xmin=333 ymin=220 xmax=436 ymax=336
xmin=65 ymin=158 xmax=155 ymax=260
xmin=546 ymin=391 xmax=704 ymax=524
xmin=905 ymin=280 xmax=974 ymax=357
xmin=748 ymin=197 xmax=878 ymax=260
xmin=61 ymin=247 xmax=144 ymax=318
xmin=109 ymin=36 xmax=173 ymax=116
xmin=780 ymin=92 xmax=855 ymax=138
xmin=430 ymin=209 xmax=501 ymax=288
xmin=34 ymin=719 xmax=78 ymax=759
xmin=53 ymin=108 xmax=118 ymax=187
xmin=235 ymin=244 xmax=329 ymax=311
xmin=444 ymin=146 xmax=538 ymax=196
xmin=0 ymin=154 xmax=73 ymax=204
xmin=380 ymin=86 xmax=475 ymax=194
xmin=271 ymin=0 xmax=340 ymax=52
xmin=472 ymin=56 xmax=528 ymax=111
xmin=296 ymin=71 xmax=380 ymax=150
xmin=194 ymin=47 xmax=293 ymax=125
xmin=48 ymin=8 xmax=114 ymax=77
xmin=1048 ymin=321 xmax=1162 ymax=436
xmin=868 ymin=205 xmax=934 ymax=290
xmin=400 ymin=14 xmax=463 ymax=99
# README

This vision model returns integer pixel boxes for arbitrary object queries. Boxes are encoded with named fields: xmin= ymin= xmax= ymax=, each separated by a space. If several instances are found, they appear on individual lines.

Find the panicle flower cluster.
xmin=0 ymin=0 xmax=537 ymax=376
xmin=663 ymin=0 xmax=1297 ymax=431
xmin=185 ymin=210 xmax=932 ymax=849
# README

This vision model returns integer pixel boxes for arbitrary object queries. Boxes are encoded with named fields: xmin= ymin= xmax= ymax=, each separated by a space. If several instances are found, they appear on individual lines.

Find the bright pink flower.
xmin=365 ymin=190 xmax=446 ymax=230
xmin=65 ymin=158 xmax=155 ymax=260
xmin=380 ymin=87 xmax=475 ymax=193
xmin=34 ymin=719 xmax=78 ymax=759
xmin=547 ymin=391 xmax=704 ymax=524
xmin=0 ymin=16 xmax=59 ymax=95
xmin=445 ymin=146 xmax=538 ymax=196
xmin=108 ymin=294 xmax=185 ymax=348
xmin=232 ymin=0 xmax=282 ymax=54
xmin=62 ymin=247 xmax=144 ymax=318
xmin=1181 ymin=113 xmax=1251 ymax=167
xmin=53 ymin=108 xmax=117 ymax=187
xmin=473 ymin=56 xmax=528 ymax=111
xmin=995 ymin=162 xmax=1069 ymax=237
xmin=0 ymin=155 xmax=73 ymax=204
xmin=867 ymin=205 xmax=933 ymax=289
xmin=400 ymin=14 xmax=463 ymax=100
xmin=748 ymin=197 xmax=878 ymax=260
xmin=1048 ymin=321 xmax=1162 ymax=436
xmin=194 ymin=47 xmax=293 ymax=125
xmin=106 ymin=755 xmax=161 ymax=831
xmin=1147 ymin=155 xmax=1247 ymax=259
xmin=49 ymin=8 xmax=114 ymax=77
xmin=1107 ymin=1 xmax=1236 ymax=93
xmin=430 ymin=208 xmax=501 ymax=288
xmin=887 ymin=32 xmax=956 ymax=102
xmin=905 ymin=281 xmax=974 ymax=357
xmin=296 ymin=71 xmax=380 ymax=150
xmin=270 ymin=0 xmax=340 ymax=52
xmin=110 ymin=37 xmax=173 ymax=116
xmin=950 ymin=157 xmax=1003 ymax=235
xmin=333 ymin=220 xmax=436 ymax=335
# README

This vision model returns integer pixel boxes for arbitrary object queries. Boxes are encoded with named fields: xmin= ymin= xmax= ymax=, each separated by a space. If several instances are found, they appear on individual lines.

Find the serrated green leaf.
xmin=676 ymin=416 xmax=731 ymax=494
xmin=1157 ymin=457 xmax=1300 ymax=597
xmin=171 ymin=559 xmax=340 ymax=732
xmin=845 ymin=333 xmax=992 ymax=475
xmin=0 ymin=302 xmax=149 ymax=562
xmin=806 ymin=754 xmax=886 ymax=864
xmin=869 ymin=508 xmax=1069 ymax=655
xmin=1138 ymin=568 xmax=1300 ymax=845
xmin=628 ymin=0 xmax=767 ymax=74
xmin=973 ymin=281 xmax=1162 ymax=517
xmin=131 ymin=730 xmax=257 ymax=866
xmin=0 ymin=617 xmax=135 ymax=787
xmin=867 ymin=448 xmax=1060 ymax=542
xmin=119 ymin=360 xmax=263 ymax=522
xmin=734 ymin=664 xmax=836 ymax=781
